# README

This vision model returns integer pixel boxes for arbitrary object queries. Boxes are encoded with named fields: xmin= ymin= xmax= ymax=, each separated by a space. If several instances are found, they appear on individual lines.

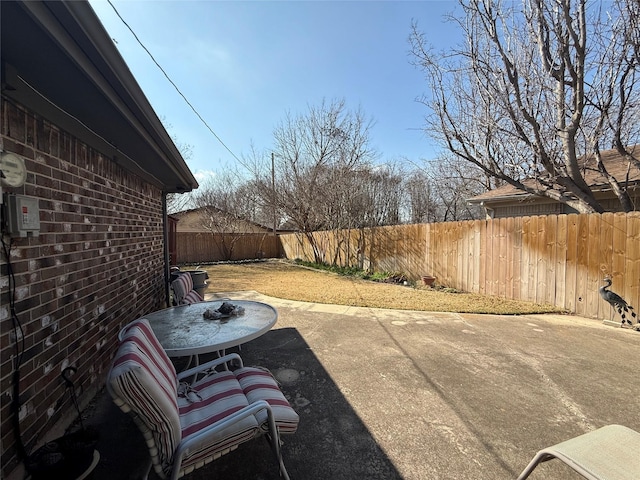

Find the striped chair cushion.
xmin=108 ymin=319 xmax=181 ymax=478
xmin=120 ymin=319 xmax=177 ymax=382
xmin=180 ymin=290 xmax=204 ymax=305
xmin=235 ymin=367 xmax=299 ymax=434
xmin=172 ymin=273 xmax=194 ymax=304
xmin=177 ymin=371 xmax=259 ymax=476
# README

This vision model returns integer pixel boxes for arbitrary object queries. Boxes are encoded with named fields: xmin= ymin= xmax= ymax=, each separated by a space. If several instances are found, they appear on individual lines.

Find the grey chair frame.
xmin=517 ymin=424 xmax=640 ymax=480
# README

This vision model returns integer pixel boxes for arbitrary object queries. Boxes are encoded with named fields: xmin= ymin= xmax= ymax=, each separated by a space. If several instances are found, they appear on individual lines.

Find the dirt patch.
xmin=200 ymin=260 xmax=562 ymax=315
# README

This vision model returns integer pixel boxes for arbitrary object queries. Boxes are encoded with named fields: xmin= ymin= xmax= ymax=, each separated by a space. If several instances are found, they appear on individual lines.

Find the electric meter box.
xmin=4 ymin=194 xmax=40 ymax=237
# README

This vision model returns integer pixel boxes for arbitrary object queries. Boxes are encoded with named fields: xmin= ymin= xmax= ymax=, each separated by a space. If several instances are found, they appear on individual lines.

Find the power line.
xmin=106 ymin=0 xmax=248 ymax=169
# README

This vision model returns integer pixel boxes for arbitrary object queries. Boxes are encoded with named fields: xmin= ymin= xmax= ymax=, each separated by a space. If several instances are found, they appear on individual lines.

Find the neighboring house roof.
xmin=0 ymin=0 xmax=198 ymax=193
xmin=173 ymin=207 xmax=274 ymax=233
xmin=468 ymin=146 xmax=640 ymax=205
xmin=276 ymin=219 xmax=298 ymax=233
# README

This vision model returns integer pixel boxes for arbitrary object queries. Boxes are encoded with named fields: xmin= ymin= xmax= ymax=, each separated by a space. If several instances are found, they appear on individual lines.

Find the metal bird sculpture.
xmin=599 ymin=276 xmax=637 ymax=328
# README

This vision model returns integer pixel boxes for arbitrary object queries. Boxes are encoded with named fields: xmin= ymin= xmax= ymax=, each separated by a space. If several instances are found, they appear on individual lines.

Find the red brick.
xmin=1 ymin=100 xmax=168 ymax=476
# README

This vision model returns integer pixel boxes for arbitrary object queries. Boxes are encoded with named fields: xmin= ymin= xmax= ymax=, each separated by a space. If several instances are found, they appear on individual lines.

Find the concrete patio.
xmin=84 ymin=291 xmax=640 ymax=479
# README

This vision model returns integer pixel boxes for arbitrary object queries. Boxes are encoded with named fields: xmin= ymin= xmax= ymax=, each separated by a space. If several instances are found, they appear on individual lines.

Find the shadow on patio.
xmin=80 ymin=291 xmax=640 ymax=480
xmin=85 ymin=327 xmax=402 ymax=480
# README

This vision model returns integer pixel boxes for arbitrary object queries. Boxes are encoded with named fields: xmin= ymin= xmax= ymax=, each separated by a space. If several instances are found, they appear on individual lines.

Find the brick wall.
xmin=0 ymin=98 xmax=168 ymax=476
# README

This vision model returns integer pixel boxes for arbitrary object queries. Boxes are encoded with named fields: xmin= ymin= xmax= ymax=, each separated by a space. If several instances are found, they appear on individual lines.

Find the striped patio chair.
xmin=171 ymin=273 xmax=204 ymax=305
xmin=107 ymin=319 xmax=298 ymax=480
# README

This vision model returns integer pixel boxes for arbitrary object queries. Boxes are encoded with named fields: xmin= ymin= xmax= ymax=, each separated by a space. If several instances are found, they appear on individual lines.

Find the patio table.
xmin=120 ymin=300 xmax=278 ymax=359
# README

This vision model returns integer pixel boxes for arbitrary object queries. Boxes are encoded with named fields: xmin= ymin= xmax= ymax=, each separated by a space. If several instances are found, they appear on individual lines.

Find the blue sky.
xmin=88 ymin=1 xmax=462 ymax=183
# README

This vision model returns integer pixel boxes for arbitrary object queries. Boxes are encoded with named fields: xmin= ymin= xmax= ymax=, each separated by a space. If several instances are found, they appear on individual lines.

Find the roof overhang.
xmin=467 ymin=181 xmax=640 ymax=207
xmin=1 ymin=0 xmax=198 ymax=193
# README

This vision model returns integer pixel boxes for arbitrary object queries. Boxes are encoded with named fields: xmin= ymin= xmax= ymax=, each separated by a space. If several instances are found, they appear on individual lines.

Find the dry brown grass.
xmin=201 ymin=260 xmax=563 ymax=315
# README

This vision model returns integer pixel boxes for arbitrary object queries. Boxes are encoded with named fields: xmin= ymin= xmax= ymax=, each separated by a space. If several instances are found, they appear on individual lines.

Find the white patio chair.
xmin=516 ymin=424 xmax=640 ymax=480
xmin=107 ymin=319 xmax=299 ymax=480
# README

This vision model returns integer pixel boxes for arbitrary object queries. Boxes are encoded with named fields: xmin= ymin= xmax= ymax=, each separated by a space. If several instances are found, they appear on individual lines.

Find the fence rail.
xmin=278 ymin=212 xmax=640 ymax=321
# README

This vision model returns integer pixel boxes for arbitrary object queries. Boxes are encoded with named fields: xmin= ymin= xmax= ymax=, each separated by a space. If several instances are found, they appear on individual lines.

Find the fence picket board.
xmin=529 ymin=216 xmax=541 ymax=303
xmin=565 ymin=214 xmax=578 ymax=313
xmin=625 ymin=213 xmax=640 ymax=313
xmin=470 ymin=221 xmax=478 ymax=292
xmin=545 ymin=215 xmax=558 ymax=306
xmin=555 ymin=215 xmax=568 ymax=309
xmin=454 ymin=222 xmax=462 ymax=289
xmin=485 ymin=219 xmax=494 ymax=295
xmin=492 ymin=218 xmax=501 ymax=296
xmin=446 ymin=222 xmax=455 ymax=286
xmin=469 ymin=220 xmax=475 ymax=292
xmin=439 ymin=222 xmax=446 ymax=284
xmin=459 ymin=221 xmax=466 ymax=289
xmin=534 ymin=216 xmax=547 ymax=304
xmin=424 ymin=223 xmax=431 ymax=277
xmin=415 ymin=225 xmax=421 ymax=275
xmin=493 ymin=219 xmax=501 ymax=296
xmin=575 ymin=215 xmax=589 ymax=316
xmin=503 ymin=217 xmax=513 ymax=299
xmin=512 ymin=217 xmax=523 ymax=300
xmin=598 ymin=213 xmax=615 ymax=319
xmin=497 ymin=218 xmax=507 ymax=297
xmin=612 ymin=213 xmax=627 ymax=278
xmin=585 ymin=214 xmax=602 ymax=318
xmin=465 ymin=221 xmax=474 ymax=292
xmin=520 ymin=217 xmax=531 ymax=302
xmin=430 ymin=223 xmax=438 ymax=279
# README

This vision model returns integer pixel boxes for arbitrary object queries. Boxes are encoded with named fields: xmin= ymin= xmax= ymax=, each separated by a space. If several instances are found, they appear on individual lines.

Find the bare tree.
xmin=350 ymin=165 xmax=403 ymax=227
xmin=404 ymin=170 xmax=435 ymax=224
xmin=428 ymin=155 xmax=489 ymax=221
xmin=167 ymin=191 xmax=195 ymax=215
xmin=332 ymin=164 xmax=404 ymax=268
xmin=410 ymin=0 xmax=640 ymax=213
xmin=161 ymin=117 xmax=197 ymax=214
xmin=252 ymin=98 xmax=378 ymax=263
xmin=192 ymin=171 xmax=261 ymax=260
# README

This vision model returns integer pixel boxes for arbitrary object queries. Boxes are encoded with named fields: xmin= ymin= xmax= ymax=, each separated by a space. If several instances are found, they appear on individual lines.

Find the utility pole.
xmin=272 ymin=152 xmax=276 ymax=236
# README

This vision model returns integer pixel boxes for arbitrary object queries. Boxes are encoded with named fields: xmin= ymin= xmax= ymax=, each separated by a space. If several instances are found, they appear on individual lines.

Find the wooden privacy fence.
xmin=175 ymin=232 xmax=281 ymax=264
xmin=279 ymin=212 xmax=640 ymax=321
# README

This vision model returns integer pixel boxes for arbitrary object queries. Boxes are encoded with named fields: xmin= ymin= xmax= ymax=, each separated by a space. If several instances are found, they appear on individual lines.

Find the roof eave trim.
xmin=20 ymin=0 xmax=198 ymax=192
